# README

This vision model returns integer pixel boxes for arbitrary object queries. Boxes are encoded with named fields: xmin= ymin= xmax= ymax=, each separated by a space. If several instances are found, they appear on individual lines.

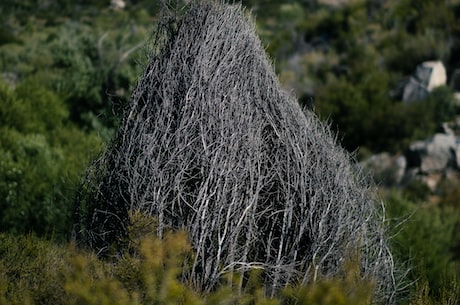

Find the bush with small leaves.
xmin=0 ymin=79 xmax=102 ymax=238
xmin=0 ymin=211 xmax=457 ymax=305
xmin=0 ymin=223 xmax=382 ymax=305
xmin=385 ymin=191 xmax=460 ymax=301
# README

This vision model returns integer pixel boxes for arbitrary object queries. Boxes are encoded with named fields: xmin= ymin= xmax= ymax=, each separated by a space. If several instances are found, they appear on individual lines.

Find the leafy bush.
xmin=381 ymin=0 xmax=454 ymax=73
xmin=48 ymin=20 xmax=145 ymax=138
xmin=402 ymin=180 xmax=432 ymax=202
xmin=316 ymin=77 xmax=457 ymax=154
xmin=0 ymin=80 xmax=102 ymax=238
xmin=385 ymin=192 xmax=460 ymax=300
xmin=0 ymin=5 xmax=150 ymax=137
xmin=427 ymin=86 xmax=457 ymax=124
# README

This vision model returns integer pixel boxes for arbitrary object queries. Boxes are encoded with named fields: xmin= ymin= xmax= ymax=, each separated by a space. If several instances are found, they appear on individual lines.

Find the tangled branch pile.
xmin=74 ymin=1 xmax=397 ymax=303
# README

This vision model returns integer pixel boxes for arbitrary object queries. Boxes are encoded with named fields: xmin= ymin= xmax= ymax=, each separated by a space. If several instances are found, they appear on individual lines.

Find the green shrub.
xmin=385 ymin=192 xmax=460 ymax=300
xmin=316 ymin=75 xmax=451 ymax=154
xmin=427 ymin=86 xmax=458 ymax=124
xmin=0 ymin=7 xmax=148 ymax=136
xmin=45 ymin=17 xmax=148 ymax=137
xmin=0 ymin=80 xmax=102 ymax=238
xmin=402 ymin=180 xmax=432 ymax=202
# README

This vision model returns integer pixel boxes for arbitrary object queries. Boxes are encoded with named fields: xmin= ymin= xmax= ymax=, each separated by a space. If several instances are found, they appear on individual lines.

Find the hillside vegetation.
xmin=1 ymin=0 xmax=460 ymax=304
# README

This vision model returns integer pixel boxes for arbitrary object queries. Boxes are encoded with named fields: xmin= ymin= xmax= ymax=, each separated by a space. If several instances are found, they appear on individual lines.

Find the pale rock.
xmin=360 ymin=152 xmax=407 ymax=186
xmin=403 ymin=61 xmax=447 ymax=102
xmin=111 ymin=0 xmax=126 ymax=10
xmin=406 ymin=133 xmax=456 ymax=173
xmin=424 ymin=61 xmax=447 ymax=91
xmin=422 ymin=172 xmax=443 ymax=191
xmin=456 ymin=140 xmax=460 ymax=168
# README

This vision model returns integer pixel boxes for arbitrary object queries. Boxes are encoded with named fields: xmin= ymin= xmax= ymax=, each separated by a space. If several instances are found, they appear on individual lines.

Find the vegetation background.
xmin=0 ymin=0 xmax=460 ymax=304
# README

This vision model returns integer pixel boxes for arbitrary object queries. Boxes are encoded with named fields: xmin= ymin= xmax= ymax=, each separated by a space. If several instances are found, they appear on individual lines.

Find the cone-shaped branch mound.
xmin=74 ymin=1 xmax=397 ymax=303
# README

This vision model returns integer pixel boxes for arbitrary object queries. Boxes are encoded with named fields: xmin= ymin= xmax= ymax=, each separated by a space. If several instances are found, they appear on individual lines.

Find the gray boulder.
xmin=455 ymin=139 xmax=460 ymax=168
xmin=406 ymin=133 xmax=457 ymax=173
xmin=360 ymin=152 xmax=406 ymax=186
xmin=403 ymin=61 xmax=447 ymax=103
xmin=402 ymin=77 xmax=429 ymax=102
xmin=110 ymin=0 xmax=126 ymax=10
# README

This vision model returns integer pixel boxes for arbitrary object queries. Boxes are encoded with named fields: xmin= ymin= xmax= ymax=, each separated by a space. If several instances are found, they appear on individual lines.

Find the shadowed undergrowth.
xmin=0 ymin=213 xmax=376 ymax=305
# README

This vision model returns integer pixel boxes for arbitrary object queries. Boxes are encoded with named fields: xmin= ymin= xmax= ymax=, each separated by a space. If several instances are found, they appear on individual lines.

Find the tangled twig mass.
xmin=74 ymin=1 xmax=397 ymax=303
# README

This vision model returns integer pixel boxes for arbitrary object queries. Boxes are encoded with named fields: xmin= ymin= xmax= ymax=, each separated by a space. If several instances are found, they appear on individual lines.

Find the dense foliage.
xmin=385 ymin=191 xmax=460 ymax=302
xmin=0 ymin=78 xmax=102 ymax=237
xmin=0 ymin=0 xmax=156 ymax=237
xmin=1 ymin=0 xmax=460 ymax=303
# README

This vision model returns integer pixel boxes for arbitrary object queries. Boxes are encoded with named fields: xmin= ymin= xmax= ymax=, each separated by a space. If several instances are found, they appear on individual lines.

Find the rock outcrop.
xmin=403 ymin=61 xmax=447 ymax=103
xmin=406 ymin=133 xmax=457 ymax=173
xmin=363 ymin=122 xmax=460 ymax=191
xmin=360 ymin=152 xmax=406 ymax=186
xmin=110 ymin=0 xmax=126 ymax=10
